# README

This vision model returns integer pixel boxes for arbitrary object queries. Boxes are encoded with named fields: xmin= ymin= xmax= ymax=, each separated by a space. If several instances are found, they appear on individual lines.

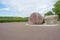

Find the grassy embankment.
xmin=0 ymin=17 xmax=28 ymax=23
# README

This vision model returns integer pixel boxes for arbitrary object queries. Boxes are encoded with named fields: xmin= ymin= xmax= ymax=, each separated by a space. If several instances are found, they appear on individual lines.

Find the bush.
xmin=44 ymin=11 xmax=54 ymax=16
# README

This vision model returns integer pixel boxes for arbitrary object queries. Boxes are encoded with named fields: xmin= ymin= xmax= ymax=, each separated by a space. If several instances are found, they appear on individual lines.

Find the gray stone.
xmin=44 ymin=15 xmax=58 ymax=24
xmin=28 ymin=12 xmax=44 ymax=24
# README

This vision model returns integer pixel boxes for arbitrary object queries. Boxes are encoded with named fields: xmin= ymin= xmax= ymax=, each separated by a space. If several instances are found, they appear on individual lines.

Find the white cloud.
xmin=0 ymin=8 xmax=10 ymax=11
xmin=0 ymin=0 xmax=57 ymax=17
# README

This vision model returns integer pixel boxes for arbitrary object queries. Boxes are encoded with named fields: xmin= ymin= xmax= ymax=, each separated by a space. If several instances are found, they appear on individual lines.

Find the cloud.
xmin=0 ymin=8 xmax=10 ymax=11
xmin=0 ymin=0 xmax=57 ymax=17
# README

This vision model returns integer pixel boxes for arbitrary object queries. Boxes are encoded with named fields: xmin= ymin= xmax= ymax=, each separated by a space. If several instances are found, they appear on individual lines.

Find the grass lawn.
xmin=0 ymin=17 xmax=28 ymax=22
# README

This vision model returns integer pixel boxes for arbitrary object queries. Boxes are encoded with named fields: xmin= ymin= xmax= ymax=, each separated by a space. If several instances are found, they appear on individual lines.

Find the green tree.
xmin=44 ymin=11 xmax=54 ymax=16
xmin=52 ymin=0 xmax=60 ymax=18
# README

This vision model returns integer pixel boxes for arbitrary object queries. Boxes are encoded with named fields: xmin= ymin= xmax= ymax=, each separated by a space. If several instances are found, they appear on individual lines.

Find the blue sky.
xmin=0 ymin=0 xmax=57 ymax=17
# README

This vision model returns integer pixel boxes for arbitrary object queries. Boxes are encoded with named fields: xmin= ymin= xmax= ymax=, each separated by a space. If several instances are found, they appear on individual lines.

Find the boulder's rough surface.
xmin=28 ymin=12 xmax=44 ymax=24
xmin=44 ymin=15 xmax=58 ymax=24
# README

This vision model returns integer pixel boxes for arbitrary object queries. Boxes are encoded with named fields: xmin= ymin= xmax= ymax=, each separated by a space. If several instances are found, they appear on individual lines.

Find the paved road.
xmin=0 ymin=22 xmax=60 ymax=40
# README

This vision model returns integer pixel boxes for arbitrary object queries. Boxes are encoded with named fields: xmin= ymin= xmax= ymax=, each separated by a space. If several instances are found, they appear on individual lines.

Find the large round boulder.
xmin=28 ymin=12 xmax=44 ymax=24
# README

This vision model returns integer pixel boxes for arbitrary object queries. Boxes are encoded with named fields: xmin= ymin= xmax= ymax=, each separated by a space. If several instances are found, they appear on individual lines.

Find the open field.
xmin=0 ymin=17 xmax=28 ymax=22
xmin=0 ymin=22 xmax=60 ymax=40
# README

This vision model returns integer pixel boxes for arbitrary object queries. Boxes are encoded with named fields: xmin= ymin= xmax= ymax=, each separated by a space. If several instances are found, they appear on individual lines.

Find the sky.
xmin=0 ymin=0 xmax=57 ymax=17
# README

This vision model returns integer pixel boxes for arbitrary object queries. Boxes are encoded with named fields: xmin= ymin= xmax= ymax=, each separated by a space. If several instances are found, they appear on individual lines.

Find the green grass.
xmin=0 ymin=17 xmax=28 ymax=23
xmin=58 ymin=18 xmax=60 ymax=21
xmin=0 ymin=20 xmax=28 ymax=23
